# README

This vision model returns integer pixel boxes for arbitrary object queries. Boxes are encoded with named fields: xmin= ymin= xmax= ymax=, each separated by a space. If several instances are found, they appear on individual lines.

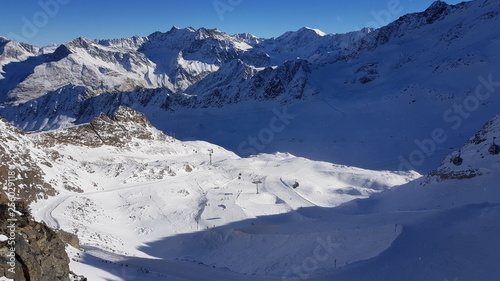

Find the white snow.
xmin=4 ymin=110 xmax=416 ymax=280
xmin=19 ymin=109 xmax=500 ymax=281
xmin=1 ymin=1 xmax=500 ymax=281
xmin=2 ymin=0 xmax=500 ymax=175
xmin=30 ymin=137 xmax=417 ymax=258
xmin=303 ymin=26 xmax=327 ymax=36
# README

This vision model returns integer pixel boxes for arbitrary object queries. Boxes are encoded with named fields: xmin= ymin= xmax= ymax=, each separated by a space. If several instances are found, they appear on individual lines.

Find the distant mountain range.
xmin=1 ymin=0 xmax=500 ymax=172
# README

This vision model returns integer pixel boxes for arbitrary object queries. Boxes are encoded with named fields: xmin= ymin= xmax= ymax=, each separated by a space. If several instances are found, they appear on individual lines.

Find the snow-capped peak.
xmin=275 ymin=26 xmax=328 ymax=41
xmin=300 ymin=26 xmax=327 ymax=36
xmin=66 ymin=36 xmax=95 ymax=49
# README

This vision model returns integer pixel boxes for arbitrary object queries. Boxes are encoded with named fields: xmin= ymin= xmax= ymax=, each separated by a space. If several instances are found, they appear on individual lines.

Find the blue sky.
xmin=0 ymin=0 xmax=467 ymax=46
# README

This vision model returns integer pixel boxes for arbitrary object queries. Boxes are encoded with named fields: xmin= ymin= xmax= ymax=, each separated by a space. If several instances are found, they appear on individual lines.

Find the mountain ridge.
xmin=1 ymin=0 xmax=499 ymax=173
xmin=0 ymin=0 xmax=478 ymax=104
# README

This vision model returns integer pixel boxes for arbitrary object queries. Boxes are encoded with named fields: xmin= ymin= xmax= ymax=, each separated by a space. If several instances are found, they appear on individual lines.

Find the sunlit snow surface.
xmin=29 ymin=130 xmax=418 ymax=280
xmin=2 ymin=0 xmax=500 ymax=280
xmin=24 ymin=112 xmax=500 ymax=281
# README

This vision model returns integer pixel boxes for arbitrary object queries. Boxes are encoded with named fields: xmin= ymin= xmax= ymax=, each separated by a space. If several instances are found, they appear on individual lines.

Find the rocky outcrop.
xmin=37 ymin=106 xmax=173 ymax=148
xmin=0 ymin=192 xmax=77 ymax=281
xmin=423 ymin=115 xmax=500 ymax=184
xmin=0 ymin=117 xmax=82 ymax=280
xmin=0 ymin=117 xmax=57 ymax=205
xmin=55 ymin=230 xmax=80 ymax=250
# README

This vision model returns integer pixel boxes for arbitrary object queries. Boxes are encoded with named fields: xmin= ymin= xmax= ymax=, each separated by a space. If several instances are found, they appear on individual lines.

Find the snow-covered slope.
xmin=314 ymin=115 xmax=500 ymax=281
xmin=59 ymin=103 xmax=500 ymax=281
xmin=1 ymin=1 xmax=499 ymax=280
xmin=23 ymin=107 xmax=415 ymax=235
xmin=340 ymin=114 xmax=500 ymax=213
xmin=0 ymin=106 xmax=420 ymax=280
xmin=426 ymin=115 xmax=500 ymax=182
xmin=34 ymin=112 xmax=500 ymax=281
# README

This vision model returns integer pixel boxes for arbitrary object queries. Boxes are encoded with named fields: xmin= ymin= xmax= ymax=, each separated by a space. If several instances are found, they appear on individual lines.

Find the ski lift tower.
xmin=208 ymin=149 xmax=214 ymax=165
xmin=252 ymin=180 xmax=262 ymax=194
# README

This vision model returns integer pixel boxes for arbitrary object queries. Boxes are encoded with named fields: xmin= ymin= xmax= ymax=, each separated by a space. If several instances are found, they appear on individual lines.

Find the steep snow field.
xmin=0 ymin=106 xmax=414 ymax=280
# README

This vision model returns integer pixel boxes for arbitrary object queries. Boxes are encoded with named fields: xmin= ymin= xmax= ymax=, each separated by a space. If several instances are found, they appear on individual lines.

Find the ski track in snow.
xmin=16 ymin=106 xmax=499 ymax=281
xmin=40 ymin=194 xmax=72 ymax=229
xmin=279 ymin=176 xmax=316 ymax=207
xmin=69 ymin=203 xmax=500 ymax=281
xmin=36 ymin=146 xmax=417 ymax=280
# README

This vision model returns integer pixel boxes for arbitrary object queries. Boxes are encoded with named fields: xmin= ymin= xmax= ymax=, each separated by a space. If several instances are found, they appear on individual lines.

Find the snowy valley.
xmin=1 ymin=104 xmax=499 ymax=281
xmin=1 ymin=0 xmax=500 ymax=280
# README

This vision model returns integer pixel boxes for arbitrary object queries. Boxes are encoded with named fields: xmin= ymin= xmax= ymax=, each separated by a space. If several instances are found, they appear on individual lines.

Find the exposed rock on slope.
xmin=0 ymin=117 xmax=56 ymax=204
xmin=0 ymin=107 xmax=177 ymax=280
xmin=425 ymin=115 xmax=500 ymax=183
xmin=38 ymin=106 xmax=173 ymax=148
xmin=0 ymin=192 xmax=76 ymax=281
xmin=0 ymin=106 xmax=177 ymax=207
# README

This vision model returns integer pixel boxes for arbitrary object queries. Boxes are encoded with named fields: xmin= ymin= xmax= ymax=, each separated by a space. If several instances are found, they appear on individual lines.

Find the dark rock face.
xmin=0 ymin=193 xmax=76 ymax=281
xmin=422 ymin=1 xmax=450 ymax=24
xmin=427 ymin=168 xmax=482 ymax=181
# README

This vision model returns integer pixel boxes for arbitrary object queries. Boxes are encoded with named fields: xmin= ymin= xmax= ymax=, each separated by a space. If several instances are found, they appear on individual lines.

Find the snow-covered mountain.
xmin=1 ymin=0 xmax=500 ymax=280
xmin=2 ymin=103 xmax=498 ymax=281
xmin=1 ymin=0 xmax=499 ymax=173
xmin=0 ymin=26 xmax=268 ymax=105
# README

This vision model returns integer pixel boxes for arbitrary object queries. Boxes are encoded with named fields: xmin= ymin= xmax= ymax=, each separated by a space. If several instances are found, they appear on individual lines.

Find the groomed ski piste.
xmin=24 ymin=113 xmax=500 ymax=281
